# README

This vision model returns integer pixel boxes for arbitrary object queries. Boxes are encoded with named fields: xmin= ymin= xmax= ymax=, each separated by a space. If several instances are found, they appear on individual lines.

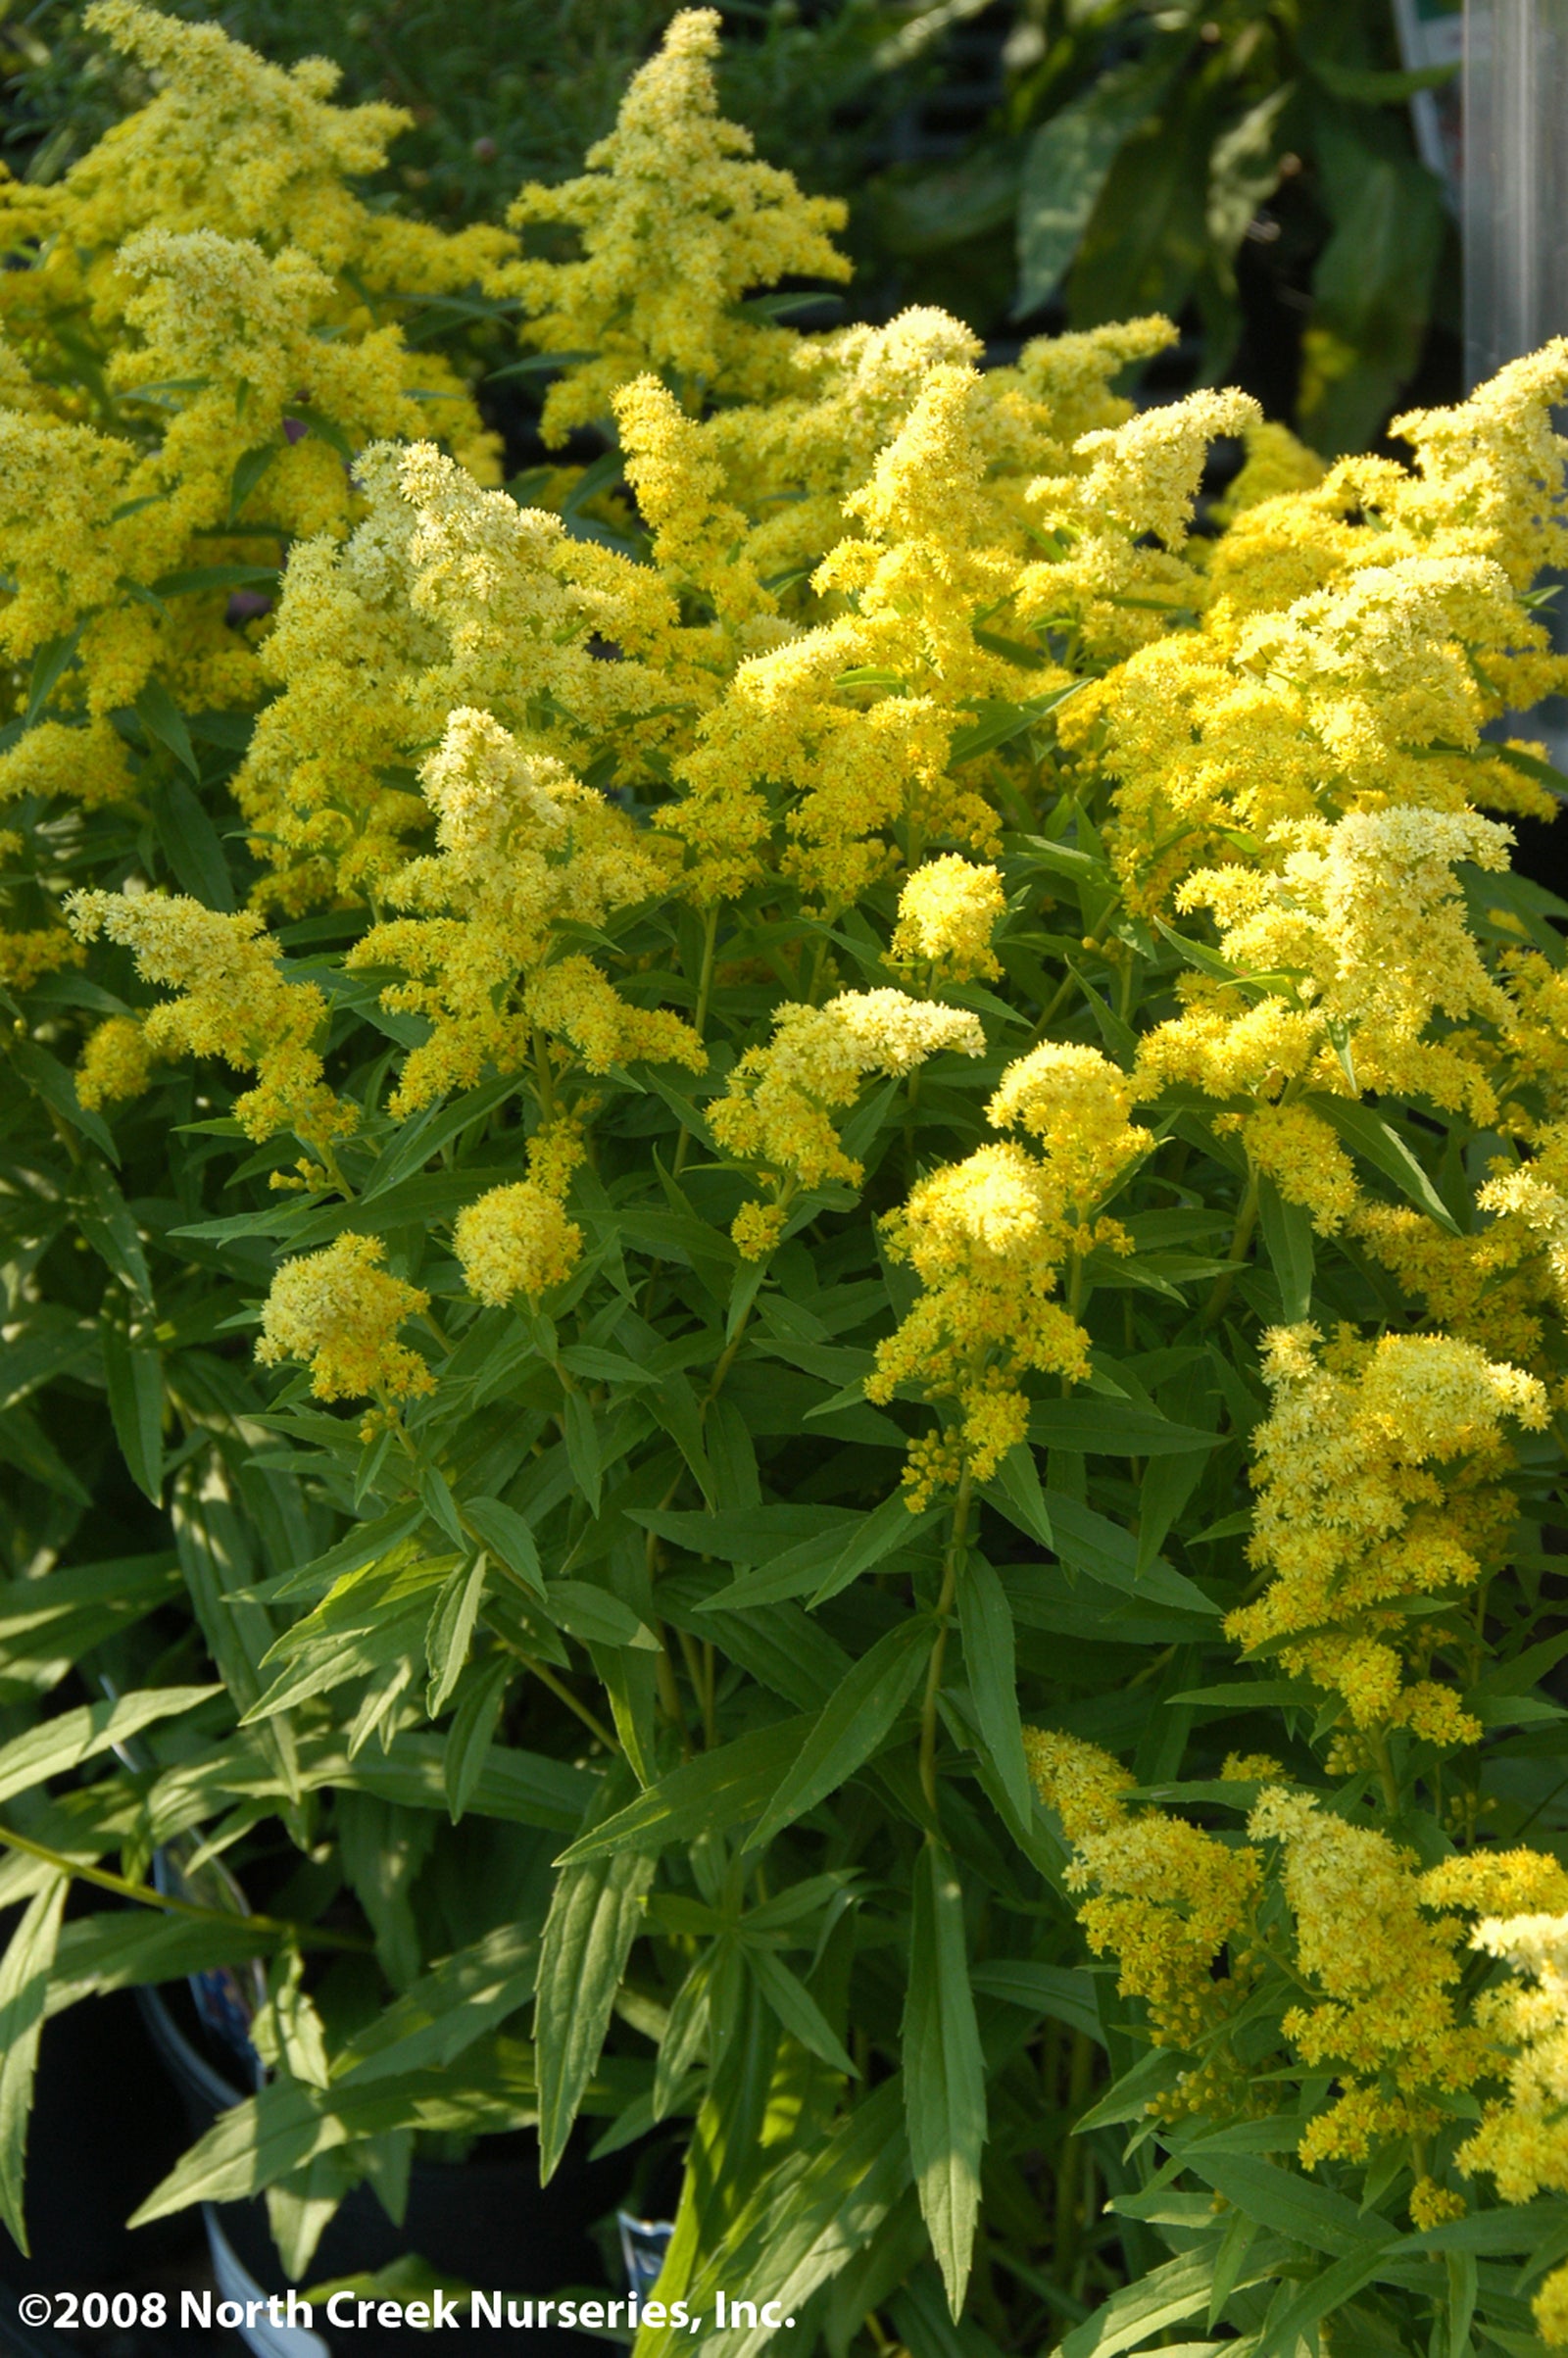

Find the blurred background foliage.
xmin=0 ymin=0 xmax=1460 ymax=454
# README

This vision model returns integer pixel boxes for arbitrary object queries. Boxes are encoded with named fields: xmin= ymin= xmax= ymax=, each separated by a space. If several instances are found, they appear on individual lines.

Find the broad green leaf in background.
xmin=134 ymin=675 xmax=200 ymax=779
xmin=1298 ymin=134 xmax=1447 ymax=456
xmin=424 ymin=1554 xmax=488 ymax=1716
xmin=557 ymin=1717 xmax=816 ymax=1864
xmin=969 ymin=1959 xmax=1103 ymax=2046
xmin=0 ymin=1686 xmax=219 ymax=1809
xmin=746 ymin=1945 xmax=858 ymax=2079
xmin=639 ymin=2080 xmax=909 ymax=2358
xmin=441 ymin=1656 xmax=513 ymax=1824
xmin=1014 ymin=40 xmax=1186 ymax=316
xmin=460 ymin=1496 xmax=545 ymax=1596
xmin=1305 ymin=1093 xmax=1461 ymax=1233
xmin=174 ymin=1458 xmax=300 ymax=1800
xmin=77 ymin=1161 xmax=152 ymax=1302
xmin=148 ymin=773 xmax=235 ymax=909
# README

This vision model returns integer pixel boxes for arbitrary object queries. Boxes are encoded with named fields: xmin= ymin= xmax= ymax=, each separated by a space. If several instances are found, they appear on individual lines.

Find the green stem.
xmin=672 ymin=908 xmax=718 ymax=1180
xmin=531 ymin=1026 xmax=558 ymax=1124
xmin=1054 ymin=2030 xmax=1096 ymax=2275
xmin=1200 ymin=1164 xmax=1260 ymax=1330
xmin=0 ymin=1821 xmax=372 ymax=1952
xmin=1024 ymin=971 xmax=1075 ymax=1051
xmin=1370 ymin=1730 xmax=1400 ymax=1817
xmin=919 ymin=1470 xmax=971 ymax=1817
xmin=676 ymin=1626 xmax=717 ymax=1748
xmin=497 ymin=1640 xmax=619 ymax=1753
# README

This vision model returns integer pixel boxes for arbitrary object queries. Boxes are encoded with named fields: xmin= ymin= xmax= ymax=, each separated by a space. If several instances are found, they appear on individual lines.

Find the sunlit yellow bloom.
xmin=75 ymin=1015 xmax=154 ymax=1110
xmin=714 ymin=990 xmax=983 ymax=1257
xmin=1027 ymin=1729 xmax=1260 ymax=2112
xmin=505 ymin=8 xmax=849 ymax=445
xmin=257 ymin=1233 xmax=432 ymax=1401
xmin=1232 ymin=1327 xmax=1547 ymax=1744
xmin=454 ymin=1183 xmax=583 ymax=1307
xmin=1250 ymin=1788 xmax=1487 ymax=2168
xmin=65 ymin=890 xmax=351 ymax=1150
xmin=890 ymin=857 xmax=1004 ymax=985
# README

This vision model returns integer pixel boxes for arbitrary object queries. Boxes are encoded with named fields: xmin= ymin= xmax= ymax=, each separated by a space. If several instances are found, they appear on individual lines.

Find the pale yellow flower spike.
xmin=613 ymin=376 xmax=769 ymax=624
xmin=75 ymin=2 xmax=512 ymax=316
xmin=75 ymin=1015 xmax=155 ymax=1112
xmin=454 ymin=1183 xmax=584 ymax=1308
xmin=343 ymin=707 xmax=701 ymax=1114
xmin=891 ymin=857 xmax=1004 ymax=986
xmin=1249 ymin=1788 xmax=1488 ymax=2173
xmin=1455 ymin=1902 xmax=1568 ymax=2336
xmin=506 ymin=8 xmax=850 ymax=445
xmin=987 ymin=1041 xmax=1152 ymax=1215
xmin=1233 ymin=1327 xmax=1548 ymax=1745
xmin=66 ymin=890 xmax=352 ymax=1152
xmin=870 ymin=1043 xmax=1149 ymax=1503
xmin=1027 ymin=1729 xmax=1261 ymax=2117
xmin=712 ymin=990 xmax=984 ymax=1258
xmin=257 ymin=1233 xmax=432 ymax=1402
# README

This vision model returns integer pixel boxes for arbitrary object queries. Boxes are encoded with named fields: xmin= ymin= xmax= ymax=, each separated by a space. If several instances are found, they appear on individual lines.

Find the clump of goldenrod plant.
xmin=6 ymin=9 xmax=1568 ymax=2354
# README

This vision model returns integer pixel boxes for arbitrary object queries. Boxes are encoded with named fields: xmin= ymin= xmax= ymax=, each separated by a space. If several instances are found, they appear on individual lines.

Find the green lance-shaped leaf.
xmin=556 ymin=1715 xmax=816 ymax=1864
xmin=745 ymin=1942 xmax=858 ymax=2079
xmin=534 ymin=1766 xmax=657 ymax=2182
xmin=0 ymin=1685 xmax=218 ymax=1808
xmin=1256 ymin=1173 xmax=1314 ymax=1325
xmin=148 ymin=774 xmax=235 ymax=910
xmin=1305 ymin=1094 xmax=1461 ymax=1235
xmin=903 ymin=1841 xmax=986 ymax=2319
xmin=0 ymin=1872 xmax=68 ymax=2254
xmin=956 ymin=1552 xmax=1031 ymax=1826
xmin=425 ymin=1553 xmax=488 ymax=1717
xmin=443 ymin=1655 xmax=513 ymax=1825
xmin=134 ymin=675 xmax=199 ymax=779
xmin=461 ymin=1494 xmax=544 ymax=1597
xmin=78 ymin=1161 xmax=153 ymax=1304
xmin=173 ymin=1455 xmax=300 ymax=1800
xmin=747 ymin=1620 xmax=933 ymax=1853
xmin=101 ymin=1316 xmax=164 ymax=1504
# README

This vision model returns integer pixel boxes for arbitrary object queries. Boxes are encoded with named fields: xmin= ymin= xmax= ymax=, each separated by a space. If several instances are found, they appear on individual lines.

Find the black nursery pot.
xmin=137 ymin=1984 xmax=658 ymax=2358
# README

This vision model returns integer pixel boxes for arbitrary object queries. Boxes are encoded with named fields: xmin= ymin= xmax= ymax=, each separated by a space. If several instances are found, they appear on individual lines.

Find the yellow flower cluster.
xmin=1026 ymin=1729 xmax=1259 ymax=2111
xmin=75 ymin=1016 xmax=155 ymax=1112
xmin=1144 ymin=808 xmax=1516 ymax=1152
xmin=1250 ymin=1789 xmax=1488 ymax=2168
xmin=1232 ymin=1326 xmax=1548 ymax=1745
xmin=712 ymin=990 xmax=984 ymax=1258
xmin=871 ymin=1045 xmax=1149 ymax=1500
xmin=454 ymin=1184 xmax=583 ymax=1309
xmin=1030 ymin=1731 xmax=1568 ymax=2211
xmin=257 ymin=1233 xmax=432 ymax=1402
xmin=1456 ymin=1909 xmax=1568 ymax=2343
xmin=0 ymin=0 xmax=524 ymax=981
xmin=235 ymin=439 xmax=680 ymax=911
xmin=503 ymin=9 xmax=851 ymax=445
xmin=1073 ymin=352 xmax=1568 ymax=927
xmin=65 ymin=890 xmax=351 ymax=1152
xmin=345 ymin=705 xmax=698 ymax=1113
xmin=890 ymin=858 xmax=1005 ymax=986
